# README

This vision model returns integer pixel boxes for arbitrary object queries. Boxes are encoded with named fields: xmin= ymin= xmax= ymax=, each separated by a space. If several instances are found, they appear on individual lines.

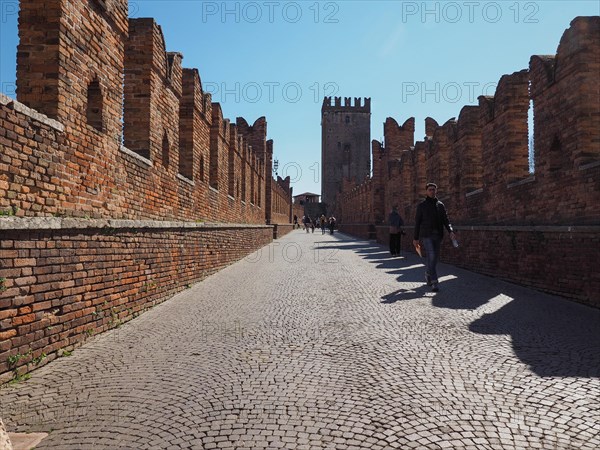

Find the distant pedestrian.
xmin=328 ymin=216 xmax=336 ymax=235
xmin=413 ymin=183 xmax=456 ymax=292
xmin=293 ymin=214 xmax=298 ymax=229
xmin=388 ymin=206 xmax=404 ymax=257
xmin=320 ymin=215 xmax=327 ymax=234
xmin=304 ymin=215 xmax=311 ymax=233
xmin=310 ymin=218 xmax=315 ymax=233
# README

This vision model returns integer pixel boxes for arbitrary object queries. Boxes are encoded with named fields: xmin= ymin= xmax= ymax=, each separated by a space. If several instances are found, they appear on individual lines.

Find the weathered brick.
xmin=0 ymin=330 xmax=17 ymax=341
xmin=0 ymin=309 xmax=17 ymax=321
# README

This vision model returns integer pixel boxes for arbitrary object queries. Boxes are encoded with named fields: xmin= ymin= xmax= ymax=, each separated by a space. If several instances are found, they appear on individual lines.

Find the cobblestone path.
xmin=1 ymin=231 xmax=599 ymax=449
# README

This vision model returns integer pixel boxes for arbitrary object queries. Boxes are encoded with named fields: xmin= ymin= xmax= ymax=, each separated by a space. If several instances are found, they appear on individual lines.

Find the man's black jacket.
xmin=413 ymin=197 xmax=454 ymax=240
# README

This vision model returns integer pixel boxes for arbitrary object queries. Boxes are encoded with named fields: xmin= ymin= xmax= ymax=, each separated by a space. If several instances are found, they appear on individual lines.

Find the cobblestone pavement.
xmin=1 ymin=231 xmax=599 ymax=449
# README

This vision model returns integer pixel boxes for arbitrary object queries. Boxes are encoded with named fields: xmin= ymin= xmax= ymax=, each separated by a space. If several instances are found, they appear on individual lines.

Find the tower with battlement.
xmin=321 ymin=97 xmax=371 ymax=211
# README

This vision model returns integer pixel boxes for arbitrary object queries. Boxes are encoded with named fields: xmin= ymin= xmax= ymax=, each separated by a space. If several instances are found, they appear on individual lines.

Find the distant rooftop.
xmin=293 ymin=192 xmax=320 ymax=198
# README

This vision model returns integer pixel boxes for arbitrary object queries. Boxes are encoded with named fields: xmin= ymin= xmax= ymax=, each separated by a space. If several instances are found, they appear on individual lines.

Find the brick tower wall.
xmin=321 ymin=97 xmax=371 ymax=212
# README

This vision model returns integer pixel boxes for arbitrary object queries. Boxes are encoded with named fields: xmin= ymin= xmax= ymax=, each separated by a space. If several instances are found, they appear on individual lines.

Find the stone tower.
xmin=321 ymin=96 xmax=371 ymax=210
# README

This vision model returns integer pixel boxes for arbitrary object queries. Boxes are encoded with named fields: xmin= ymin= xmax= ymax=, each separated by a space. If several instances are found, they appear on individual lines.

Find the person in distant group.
xmin=293 ymin=214 xmax=298 ymax=229
xmin=320 ymin=214 xmax=327 ymax=234
xmin=328 ymin=216 xmax=336 ymax=235
xmin=413 ymin=183 xmax=456 ymax=293
xmin=388 ymin=206 xmax=404 ymax=257
xmin=304 ymin=215 xmax=311 ymax=233
xmin=310 ymin=217 xmax=315 ymax=233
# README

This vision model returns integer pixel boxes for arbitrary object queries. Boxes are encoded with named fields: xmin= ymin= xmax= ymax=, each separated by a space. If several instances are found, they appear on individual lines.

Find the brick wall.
xmin=4 ymin=1 xmax=291 ymax=225
xmin=0 ymin=219 xmax=272 ymax=383
xmin=338 ymin=17 xmax=600 ymax=307
xmin=0 ymin=0 xmax=292 ymax=381
xmin=271 ymin=176 xmax=293 ymax=225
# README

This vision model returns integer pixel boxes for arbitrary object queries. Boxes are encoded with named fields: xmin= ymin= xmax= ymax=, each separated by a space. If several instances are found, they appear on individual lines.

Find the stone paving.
xmin=1 ymin=230 xmax=599 ymax=449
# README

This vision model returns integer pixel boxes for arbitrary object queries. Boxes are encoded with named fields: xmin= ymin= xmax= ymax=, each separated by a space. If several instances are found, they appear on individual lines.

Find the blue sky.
xmin=1 ymin=1 xmax=598 ymax=196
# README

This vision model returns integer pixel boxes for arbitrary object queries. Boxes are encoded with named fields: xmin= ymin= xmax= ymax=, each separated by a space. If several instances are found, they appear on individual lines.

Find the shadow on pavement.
xmin=380 ymin=284 xmax=430 ymax=304
xmin=331 ymin=233 xmax=600 ymax=378
xmin=469 ymin=294 xmax=600 ymax=378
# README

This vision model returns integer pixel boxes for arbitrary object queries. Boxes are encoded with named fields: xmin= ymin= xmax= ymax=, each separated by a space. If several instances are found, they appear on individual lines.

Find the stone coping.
xmin=358 ymin=223 xmax=600 ymax=233
xmin=0 ymin=217 xmax=273 ymax=231
xmin=118 ymin=145 xmax=153 ymax=167
xmin=0 ymin=93 xmax=64 ymax=132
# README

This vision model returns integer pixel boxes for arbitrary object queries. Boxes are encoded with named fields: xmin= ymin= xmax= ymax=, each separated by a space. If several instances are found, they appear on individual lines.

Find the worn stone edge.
xmin=0 ymin=217 xmax=274 ymax=231
xmin=0 ymin=418 xmax=12 ymax=450
xmin=368 ymin=224 xmax=600 ymax=233
xmin=118 ymin=145 xmax=153 ymax=167
xmin=0 ymin=92 xmax=64 ymax=132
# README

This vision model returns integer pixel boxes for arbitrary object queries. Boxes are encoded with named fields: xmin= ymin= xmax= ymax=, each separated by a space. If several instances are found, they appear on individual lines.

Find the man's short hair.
xmin=426 ymin=182 xmax=437 ymax=189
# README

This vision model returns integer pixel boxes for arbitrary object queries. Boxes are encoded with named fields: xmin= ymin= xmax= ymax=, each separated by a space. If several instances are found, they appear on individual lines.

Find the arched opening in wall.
xmin=179 ymin=132 xmax=193 ymax=180
xmin=241 ymin=166 xmax=246 ymax=202
xmin=342 ymin=144 xmax=351 ymax=178
xmin=162 ymin=133 xmax=170 ymax=168
xmin=86 ymin=78 xmax=104 ymax=132
xmin=200 ymin=155 xmax=205 ymax=182
xmin=228 ymin=146 xmax=235 ymax=197
xmin=250 ymin=170 xmax=255 ymax=204
xmin=548 ymin=135 xmax=565 ymax=174
xmin=258 ymin=179 xmax=262 ymax=207
xmin=345 ymin=115 xmax=350 ymax=124
xmin=209 ymin=142 xmax=219 ymax=190
xmin=93 ymin=0 xmax=109 ymax=10
xmin=527 ymin=87 xmax=535 ymax=173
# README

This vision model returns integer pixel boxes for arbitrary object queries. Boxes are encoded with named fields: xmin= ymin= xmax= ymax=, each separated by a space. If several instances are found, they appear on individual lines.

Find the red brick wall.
xmin=338 ymin=17 xmax=600 ymax=307
xmin=6 ymin=1 xmax=291 ymax=225
xmin=271 ymin=176 xmax=293 ymax=225
xmin=0 ymin=221 xmax=272 ymax=383
xmin=338 ymin=179 xmax=373 ymax=225
xmin=1 ymin=0 xmax=293 ymax=381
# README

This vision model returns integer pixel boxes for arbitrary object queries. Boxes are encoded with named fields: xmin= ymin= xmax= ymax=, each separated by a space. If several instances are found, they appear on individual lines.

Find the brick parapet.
xmin=0 ymin=224 xmax=273 ymax=382
xmin=338 ymin=16 xmax=600 ymax=307
xmin=3 ymin=0 xmax=291 ymax=226
xmin=336 ymin=223 xmax=600 ymax=306
xmin=341 ymin=17 xmax=599 ymax=228
xmin=271 ymin=176 xmax=292 ymax=225
xmin=0 ymin=93 xmax=64 ymax=132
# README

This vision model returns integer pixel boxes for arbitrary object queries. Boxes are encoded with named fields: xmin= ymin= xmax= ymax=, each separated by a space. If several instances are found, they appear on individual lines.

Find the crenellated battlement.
xmin=1 ymin=0 xmax=291 ymax=226
xmin=322 ymin=96 xmax=371 ymax=112
xmin=337 ymin=16 xmax=600 ymax=305
xmin=342 ymin=16 xmax=599 ymax=227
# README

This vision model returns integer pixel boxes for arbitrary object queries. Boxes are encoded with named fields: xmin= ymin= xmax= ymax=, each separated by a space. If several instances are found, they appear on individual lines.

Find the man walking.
xmin=413 ymin=183 xmax=456 ymax=292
